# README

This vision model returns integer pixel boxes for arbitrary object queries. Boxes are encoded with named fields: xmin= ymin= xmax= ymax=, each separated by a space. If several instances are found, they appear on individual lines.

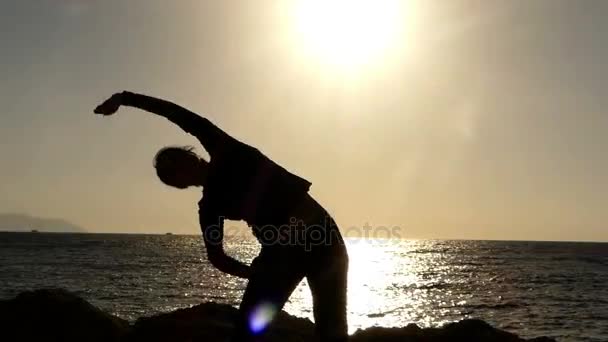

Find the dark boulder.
xmin=129 ymin=301 xmax=315 ymax=342
xmin=0 ymin=289 xmax=129 ymax=342
xmin=350 ymin=319 xmax=556 ymax=342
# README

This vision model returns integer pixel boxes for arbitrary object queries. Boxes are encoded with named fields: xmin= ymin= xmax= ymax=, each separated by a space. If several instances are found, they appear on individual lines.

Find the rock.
xmin=350 ymin=319 xmax=532 ymax=341
xmin=0 ymin=289 xmax=556 ymax=342
xmin=129 ymin=301 xmax=315 ymax=342
xmin=0 ymin=288 xmax=129 ymax=342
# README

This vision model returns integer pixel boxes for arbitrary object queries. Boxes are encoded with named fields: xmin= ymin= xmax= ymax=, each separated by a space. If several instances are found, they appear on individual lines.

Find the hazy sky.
xmin=1 ymin=0 xmax=607 ymax=241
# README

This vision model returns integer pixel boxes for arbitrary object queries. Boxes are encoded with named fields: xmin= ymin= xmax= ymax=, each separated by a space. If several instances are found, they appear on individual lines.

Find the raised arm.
xmin=199 ymin=199 xmax=251 ymax=279
xmin=94 ymin=91 xmax=231 ymax=156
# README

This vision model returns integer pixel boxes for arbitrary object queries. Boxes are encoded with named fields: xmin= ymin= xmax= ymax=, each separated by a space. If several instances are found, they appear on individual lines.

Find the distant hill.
xmin=0 ymin=213 xmax=87 ymax=233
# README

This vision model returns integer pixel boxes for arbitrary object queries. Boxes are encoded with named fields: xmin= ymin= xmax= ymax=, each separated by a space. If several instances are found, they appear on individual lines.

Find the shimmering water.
xmin=0 ymin=232 xmax=606 ymax=341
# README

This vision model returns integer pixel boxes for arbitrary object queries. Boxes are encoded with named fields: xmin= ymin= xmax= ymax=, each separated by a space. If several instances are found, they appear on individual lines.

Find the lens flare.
xmin=248 ymin=302 xmax=278 ymax=335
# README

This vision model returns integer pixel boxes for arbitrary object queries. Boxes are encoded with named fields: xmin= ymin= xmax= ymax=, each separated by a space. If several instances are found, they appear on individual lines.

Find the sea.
xmin=0 ymin=232 xmax=606 ymax=341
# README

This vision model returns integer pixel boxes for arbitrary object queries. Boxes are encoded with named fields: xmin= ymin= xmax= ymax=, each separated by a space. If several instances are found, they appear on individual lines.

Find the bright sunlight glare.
xmin=291 ymin=0 xmax=408 ymax=69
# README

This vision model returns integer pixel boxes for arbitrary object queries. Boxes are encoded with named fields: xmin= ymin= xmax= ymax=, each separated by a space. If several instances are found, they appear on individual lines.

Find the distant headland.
xmin=0 ymin=213 xmax=87 ymax=233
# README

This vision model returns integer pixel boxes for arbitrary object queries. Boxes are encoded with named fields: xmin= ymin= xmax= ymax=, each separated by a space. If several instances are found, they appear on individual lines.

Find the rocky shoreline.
xmin=0 ymin=289 xmax=555 ymax=341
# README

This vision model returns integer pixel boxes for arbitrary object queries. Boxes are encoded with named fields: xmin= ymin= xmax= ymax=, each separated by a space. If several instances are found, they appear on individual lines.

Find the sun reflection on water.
xmin=346 ymin=238 xmax=419 ymax=331
xmin=282 ymin=238 xmax=461 ymax=333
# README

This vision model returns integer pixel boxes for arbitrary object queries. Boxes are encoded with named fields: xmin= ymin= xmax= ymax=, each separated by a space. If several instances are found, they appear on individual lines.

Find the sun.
xmin=291 ymin=0 xmax=408 ymax=70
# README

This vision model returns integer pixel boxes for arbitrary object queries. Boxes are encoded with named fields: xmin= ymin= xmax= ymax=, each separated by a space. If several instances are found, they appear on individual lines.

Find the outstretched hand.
xmin=94 ymin=92 xmax=124 ymax=116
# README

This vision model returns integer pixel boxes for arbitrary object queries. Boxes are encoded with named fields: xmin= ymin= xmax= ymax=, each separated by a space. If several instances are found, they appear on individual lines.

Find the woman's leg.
xmin=307 ymin=243 xmax=349 ymax=342
xmin=307 ymin=255 xmax=349 ymax=341
xmin=291 ymin=195 xmax=350 ymax=341
xmin=233 ymin=248 xmax=306 ymax=341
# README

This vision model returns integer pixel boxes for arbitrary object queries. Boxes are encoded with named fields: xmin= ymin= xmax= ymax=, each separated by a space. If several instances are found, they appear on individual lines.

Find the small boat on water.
xmin=30 ymin=229 xmax=39 ymax=233
xmin=165 ymin=232 xmax=173 ymax=235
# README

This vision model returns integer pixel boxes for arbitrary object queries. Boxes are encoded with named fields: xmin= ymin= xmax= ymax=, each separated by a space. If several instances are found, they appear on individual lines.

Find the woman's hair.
xmin=153 ymin=146 xmax=200 ymax=186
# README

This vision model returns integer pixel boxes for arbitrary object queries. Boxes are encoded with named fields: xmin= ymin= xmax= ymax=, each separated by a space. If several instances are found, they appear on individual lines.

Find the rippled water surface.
xmin=0 ymin=233 xmax=606 ymax=341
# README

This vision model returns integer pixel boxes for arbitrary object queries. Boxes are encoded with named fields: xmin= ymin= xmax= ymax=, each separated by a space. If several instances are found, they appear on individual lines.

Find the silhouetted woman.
xmin=94 ymin=91 xmax=348 ymax=342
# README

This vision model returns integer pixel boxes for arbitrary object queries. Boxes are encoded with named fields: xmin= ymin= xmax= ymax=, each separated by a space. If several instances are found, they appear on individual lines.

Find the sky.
xmin=0 ymin=0 xmax=607 ymax=241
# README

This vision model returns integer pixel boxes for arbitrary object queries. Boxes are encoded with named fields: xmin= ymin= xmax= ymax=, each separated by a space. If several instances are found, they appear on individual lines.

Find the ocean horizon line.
xmin=1 ymin=230 xmax=606 ymax=244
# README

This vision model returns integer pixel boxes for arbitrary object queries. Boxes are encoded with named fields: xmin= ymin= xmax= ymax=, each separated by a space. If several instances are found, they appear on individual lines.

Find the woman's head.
xmin=153 ymin=146 xmax=208 ymax=189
